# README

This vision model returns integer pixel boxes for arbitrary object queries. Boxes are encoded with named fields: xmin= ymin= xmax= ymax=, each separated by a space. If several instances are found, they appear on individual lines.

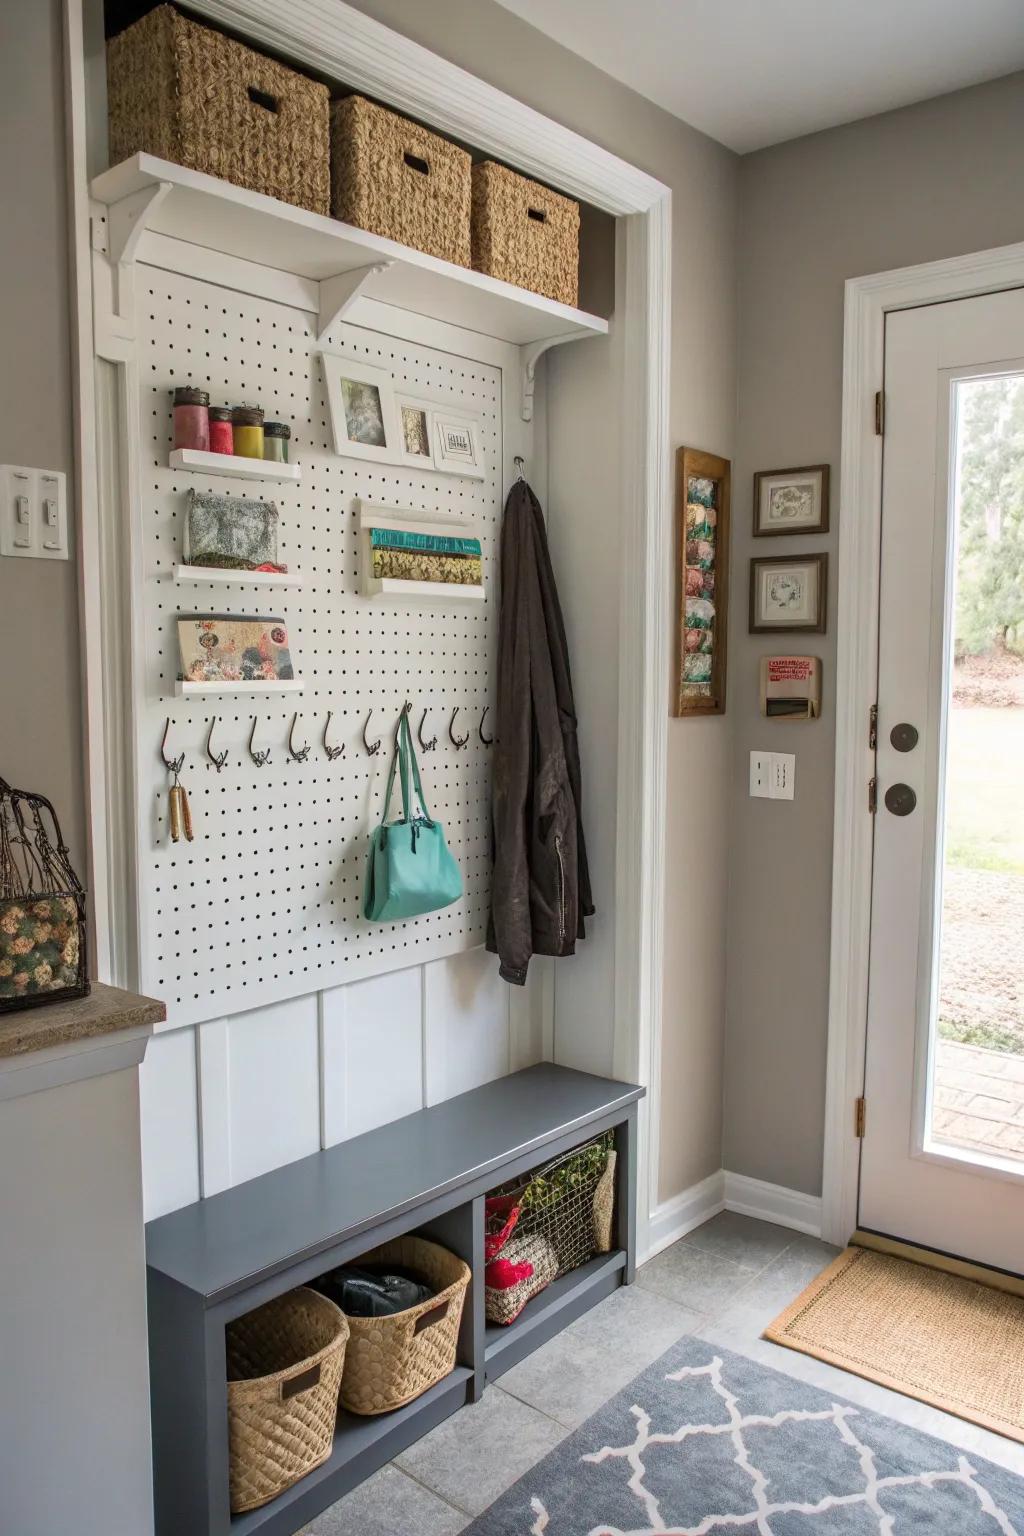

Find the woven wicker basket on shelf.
xmin=330 ymin=96 xmax=472 ymax=268
xmin=107 ymin=4 xmax=330 ymax=215
xmin=471 ymin=161 xmax=580 ymax=306
xmin=225 ymin=1287 xmax=348 ymax=1515
xmin=334 ymin=1235 xmax=470 ymax=1416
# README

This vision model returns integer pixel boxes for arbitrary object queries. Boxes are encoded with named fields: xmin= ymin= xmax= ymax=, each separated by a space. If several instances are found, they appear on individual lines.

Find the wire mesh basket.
xmin=484 ymin=1132 xmax=615 ymax=1325
xmin=0 ymin=777 xmax=88 ymax=1013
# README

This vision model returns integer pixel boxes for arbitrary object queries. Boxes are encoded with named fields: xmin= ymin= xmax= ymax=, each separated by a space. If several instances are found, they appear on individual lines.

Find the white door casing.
xmin=825 ymin=242 xmax=1024 ymax=1251
xmin=858 ymin=288 xmax=1024 ymax=1273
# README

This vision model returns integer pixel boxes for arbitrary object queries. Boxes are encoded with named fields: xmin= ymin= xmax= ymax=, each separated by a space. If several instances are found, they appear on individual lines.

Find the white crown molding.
xmin=186 ymin=0 xmax=666 ymax=217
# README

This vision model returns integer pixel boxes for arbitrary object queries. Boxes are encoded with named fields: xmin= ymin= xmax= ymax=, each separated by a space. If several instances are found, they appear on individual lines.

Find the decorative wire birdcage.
xmin=0 ymin=777 xmax=88 ymax=1013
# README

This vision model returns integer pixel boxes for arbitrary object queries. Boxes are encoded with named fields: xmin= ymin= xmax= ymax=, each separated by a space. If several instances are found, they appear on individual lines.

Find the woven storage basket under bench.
xmin=145 ymin=1063 xmax=641 ymax=1535
xmin=107 ymin=4 xmax=330 ymax=215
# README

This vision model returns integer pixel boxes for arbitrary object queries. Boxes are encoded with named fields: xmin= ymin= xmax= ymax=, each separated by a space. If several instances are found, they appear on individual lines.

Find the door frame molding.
xmin=823 ymin=241 xmax=1024 ymax=1247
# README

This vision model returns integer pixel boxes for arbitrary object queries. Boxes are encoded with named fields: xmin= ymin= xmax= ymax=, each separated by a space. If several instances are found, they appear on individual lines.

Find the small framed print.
xmin=753 ymin=464 xmax=829 ymax=537
xmin=319 ymin=353 xmax=400 ymax=465
xmin=396 ymin=396 xmax=434 ymax=469
xmin=434 ymin=411 xmax=485 ymax=480
xmin=749 ymin=553 xmax=827 ymax=633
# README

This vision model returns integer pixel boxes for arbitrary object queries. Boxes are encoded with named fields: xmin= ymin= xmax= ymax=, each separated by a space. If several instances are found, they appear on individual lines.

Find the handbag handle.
xmin=381 ymin=711 xmax=434 ymax=827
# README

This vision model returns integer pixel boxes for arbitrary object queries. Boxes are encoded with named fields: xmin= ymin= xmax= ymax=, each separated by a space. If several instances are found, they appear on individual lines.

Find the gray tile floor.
xmin=303 ymin=1212 xmax=1024 ymax=1533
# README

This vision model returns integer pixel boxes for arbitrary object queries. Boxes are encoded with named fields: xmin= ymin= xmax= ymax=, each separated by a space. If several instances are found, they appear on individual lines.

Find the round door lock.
xmin=890 ymin=722 xmax=919 ymax=753
xmin=884 ymin=783 xmax=917 ymax=817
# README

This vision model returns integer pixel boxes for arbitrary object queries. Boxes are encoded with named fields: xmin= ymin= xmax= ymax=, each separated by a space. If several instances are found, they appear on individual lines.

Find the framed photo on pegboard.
xmin=673 ymin=446 xmax=731 ymax=717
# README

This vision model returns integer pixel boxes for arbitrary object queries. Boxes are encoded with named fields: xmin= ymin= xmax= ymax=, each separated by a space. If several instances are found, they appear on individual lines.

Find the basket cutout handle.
xmin=527 ymin=207 xmax=547 ymax=224
xmin=413 ymin=1298 xmax=450 ymax=1335
xmin=247 ymin=85 xmax=280 ymax=114
xmin=404 ymin=151 xmax=431 ymax=177
xmin=279 ymin=1362 xmax=321 ymax=1400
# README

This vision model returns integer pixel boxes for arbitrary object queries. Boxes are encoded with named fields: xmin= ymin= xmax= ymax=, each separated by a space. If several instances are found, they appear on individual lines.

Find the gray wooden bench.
xmin=146 ymin=1061 xmax=644 ymax=1535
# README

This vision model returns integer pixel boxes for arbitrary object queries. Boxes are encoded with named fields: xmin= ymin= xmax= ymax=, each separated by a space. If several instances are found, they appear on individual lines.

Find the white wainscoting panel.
xmin=321 ymin=967 xmax=423 ymax=1144
xmin=141 ymin=952 xmax=547 ymax=1218
xmin=221 ymin=994 xmax=321 ymax=1188
xmin=423 ymin=947 xmax=510 ymax=1105
xmin=138 ymin=1025 xmax=200 ymax=1219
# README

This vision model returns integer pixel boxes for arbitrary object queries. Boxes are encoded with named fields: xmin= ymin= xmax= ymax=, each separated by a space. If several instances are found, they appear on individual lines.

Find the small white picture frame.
xmin=395 ymin=396 xmax=437 ymax=471
xmin=319 ymin=352 xmax=400 ymax=464
xmin=433 ymin=410 xmax=486 ymax=480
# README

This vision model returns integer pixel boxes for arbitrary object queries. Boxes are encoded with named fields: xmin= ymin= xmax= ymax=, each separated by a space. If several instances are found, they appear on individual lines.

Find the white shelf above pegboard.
xmin=90 ymin=154 xmax=609 ymax=416
xmin=173 ymin=564 xmax=303 ymax=588
xmin=169 ymin=449 xmax=300 ymax=483
xmin=174 ymin=678 xmax=305 ymax=696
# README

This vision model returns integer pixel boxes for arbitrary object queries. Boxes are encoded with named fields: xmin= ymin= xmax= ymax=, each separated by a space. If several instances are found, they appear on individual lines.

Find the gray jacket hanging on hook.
xmin=488 ymin=477 xmax=594 ymax=985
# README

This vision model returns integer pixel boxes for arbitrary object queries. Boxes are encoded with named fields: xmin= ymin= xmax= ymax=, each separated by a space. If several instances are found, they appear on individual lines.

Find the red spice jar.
xmin=172 ymin=386 xmax=210 ymax=452
xmin=208 ymin=406 xmax=234 ymax=456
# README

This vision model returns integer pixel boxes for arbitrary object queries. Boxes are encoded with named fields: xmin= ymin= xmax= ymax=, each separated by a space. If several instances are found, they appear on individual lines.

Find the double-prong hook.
xmin=363 ymin=710 xmax=381 ymax=756
xmin=449 ymin=706 xmax=469 ymax=750
xmin=418 ymin=708 xmax=437 ymax=752
xmin=205 ymin=717 xmax=228 ymax=772
xmin=479 ymin=706 xmax=493 ymax=746
xmin=247 ymin=718 xmax=270 ymax=767
xmin=288 ymin=713 xmax=310 ymax=763
xmin=323 ymin=711 xmax=345 ymax=761
xmin=160 ymin=717 xmax=185 ymax=776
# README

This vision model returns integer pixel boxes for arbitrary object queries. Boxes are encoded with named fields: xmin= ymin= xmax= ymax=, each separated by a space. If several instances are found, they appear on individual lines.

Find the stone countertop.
xmin=0 ymin=981 xmax=166 ymax=1060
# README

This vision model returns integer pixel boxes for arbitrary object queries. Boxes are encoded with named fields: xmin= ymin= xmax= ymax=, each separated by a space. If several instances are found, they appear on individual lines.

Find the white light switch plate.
xmin=750 ymin=749 xmax=796 ymax=800
xmin=1 ymin=465 xmax=69 ymax=560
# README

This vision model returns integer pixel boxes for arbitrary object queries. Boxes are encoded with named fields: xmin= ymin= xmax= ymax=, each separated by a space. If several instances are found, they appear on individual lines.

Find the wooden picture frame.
xmin=753 ymin=464 xmax=830 ymax=537
xmin=749 ymin=552 xmax=828 ymax=634
xmin=673 ymin=446 xmax=730 ymax=716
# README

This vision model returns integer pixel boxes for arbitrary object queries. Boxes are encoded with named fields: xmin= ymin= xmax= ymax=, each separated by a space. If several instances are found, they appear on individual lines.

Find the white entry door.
xmin=859 ymin=286 xmax=1024 ymax=1275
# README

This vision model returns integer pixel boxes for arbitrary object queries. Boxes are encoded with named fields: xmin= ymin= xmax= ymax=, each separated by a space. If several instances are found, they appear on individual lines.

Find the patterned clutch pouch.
xmin=177 ymin=615 xmax=295 ymax=683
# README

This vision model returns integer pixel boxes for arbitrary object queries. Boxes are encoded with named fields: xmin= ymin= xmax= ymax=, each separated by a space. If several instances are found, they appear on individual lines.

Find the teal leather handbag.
xmin=363 ymin=710 xmax=463 ymax=922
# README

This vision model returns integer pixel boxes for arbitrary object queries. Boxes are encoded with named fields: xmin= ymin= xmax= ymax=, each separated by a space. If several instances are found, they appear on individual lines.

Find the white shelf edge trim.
xmin=174 ymin=678 xmax=305 ymax=695
xmin=369 ymin=579 xmax=485 ymax=604
xmin=169 ymin=448 xmax=300 ymax=482
xmin=172 ymin=564 xmax=303 ymax=587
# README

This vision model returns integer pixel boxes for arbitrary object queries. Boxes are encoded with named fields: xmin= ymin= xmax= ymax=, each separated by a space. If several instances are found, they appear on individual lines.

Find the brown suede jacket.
xmin=487 ymin=480 xmax=593 ymax=984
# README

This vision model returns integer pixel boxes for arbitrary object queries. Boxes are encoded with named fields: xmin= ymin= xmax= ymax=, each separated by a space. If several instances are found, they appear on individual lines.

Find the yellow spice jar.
xmin=232 ymin=404 xmax=264 ymax=459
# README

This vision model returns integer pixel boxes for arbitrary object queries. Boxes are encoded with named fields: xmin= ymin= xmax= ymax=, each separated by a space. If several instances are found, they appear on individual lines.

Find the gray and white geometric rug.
xmin=467 ymin=1339 xmax=1024 ymax=1533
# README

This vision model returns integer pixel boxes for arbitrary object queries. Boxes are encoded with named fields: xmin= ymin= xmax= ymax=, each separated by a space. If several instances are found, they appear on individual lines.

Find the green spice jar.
xmin=263 ymin=422 xmax=291 ymax=463
xmin=232 ymin=405 xmax=264 ymax=459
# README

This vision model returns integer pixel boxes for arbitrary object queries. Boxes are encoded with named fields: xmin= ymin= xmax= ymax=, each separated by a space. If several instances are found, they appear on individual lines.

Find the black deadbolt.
xmin=890 ymin=722 xmax=919 ymax=753
xmin=884 ymin=783 xmax=917 ymax=817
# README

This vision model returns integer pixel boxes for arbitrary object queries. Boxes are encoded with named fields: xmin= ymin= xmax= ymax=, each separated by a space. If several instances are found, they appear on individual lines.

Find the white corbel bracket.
xmin=96 ymin=180 xmax=174 ymax=337
xmin=317 ymin=262 xmax=394 ymax=341
xmin=520 ymin=332 xmax=590 ymax=422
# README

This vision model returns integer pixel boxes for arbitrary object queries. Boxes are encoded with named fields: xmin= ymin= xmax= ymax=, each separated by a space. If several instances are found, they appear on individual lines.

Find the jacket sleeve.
xmin=488 ymin=489 xmax=535 ymax=984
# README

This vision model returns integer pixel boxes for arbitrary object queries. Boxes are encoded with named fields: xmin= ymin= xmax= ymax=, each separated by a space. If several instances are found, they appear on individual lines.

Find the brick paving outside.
xmin=933 ymin=1038 xmax=1024 ymax=1162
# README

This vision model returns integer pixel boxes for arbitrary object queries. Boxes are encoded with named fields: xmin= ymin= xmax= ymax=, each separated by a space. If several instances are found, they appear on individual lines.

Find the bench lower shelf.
xmin=484 ymin=1250 xmax=628 ymax=1378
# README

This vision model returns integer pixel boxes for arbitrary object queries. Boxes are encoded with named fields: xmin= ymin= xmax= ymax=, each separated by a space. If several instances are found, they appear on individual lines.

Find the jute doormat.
xmin=764 ymin=1245 xmax=1024 ymax=1443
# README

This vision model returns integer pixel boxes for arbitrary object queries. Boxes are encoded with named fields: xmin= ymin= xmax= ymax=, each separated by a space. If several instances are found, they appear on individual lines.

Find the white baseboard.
xmin=644 ymin=1170 xmax=725 ymax=1261
xmin=643 ymin=1169 xmax=822 ymax=1263
xmin=723 ymin=1170 xmax=823 ymax=1238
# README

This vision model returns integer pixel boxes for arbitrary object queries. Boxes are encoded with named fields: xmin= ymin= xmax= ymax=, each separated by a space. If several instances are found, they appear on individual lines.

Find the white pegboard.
xmin=135 ymin=267 xmax=503 ymax=1027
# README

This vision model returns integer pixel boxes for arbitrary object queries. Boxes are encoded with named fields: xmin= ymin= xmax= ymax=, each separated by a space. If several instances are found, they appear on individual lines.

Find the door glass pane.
xmin=931 ymin=373 xmax=1024 ymax=1164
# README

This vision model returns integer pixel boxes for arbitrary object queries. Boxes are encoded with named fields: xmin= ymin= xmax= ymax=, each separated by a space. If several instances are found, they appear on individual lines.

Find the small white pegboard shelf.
xmin=173 ymin=564 xmax=303 ymax=588
xmin=174 ymin=679 xmax=306 ymax=696
xmin=134 ymin=266 xmax=502 ymax=1026
xmin=358 ymin=502 xmax=485 ymax=603
xmin=169 ymin=448 xmax=300 ymax=482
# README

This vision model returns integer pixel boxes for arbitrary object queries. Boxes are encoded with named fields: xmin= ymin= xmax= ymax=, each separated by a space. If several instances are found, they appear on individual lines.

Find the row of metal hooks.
xmin=162 ymin=705 xmax=493 ymax=774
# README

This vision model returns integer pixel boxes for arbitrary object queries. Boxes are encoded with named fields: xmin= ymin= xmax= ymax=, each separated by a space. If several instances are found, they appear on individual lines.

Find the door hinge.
xmin=869 ymin=703 xmax=878 ymax=751
xmin=855 ymin=1097 xmax=867 ymax=1138
xmin=875 ymin=390 xmax=885 ymax=435
xmin=868 ymin=777 xmax=877 ymax=813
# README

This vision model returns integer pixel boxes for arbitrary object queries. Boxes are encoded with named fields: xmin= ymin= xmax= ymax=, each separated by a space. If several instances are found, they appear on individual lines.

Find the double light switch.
xmin=1 ymin=465 xmax=69 ymax=560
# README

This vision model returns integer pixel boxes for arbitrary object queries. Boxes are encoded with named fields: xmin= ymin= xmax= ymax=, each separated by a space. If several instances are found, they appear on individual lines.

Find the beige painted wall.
xmin=0 ymin=0 xmax=85 ymax=873
xmin=725 ymin=70 xmax=1024 ymax=1196
xmin=347 ymin=0 xmax=739 ymax=1203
